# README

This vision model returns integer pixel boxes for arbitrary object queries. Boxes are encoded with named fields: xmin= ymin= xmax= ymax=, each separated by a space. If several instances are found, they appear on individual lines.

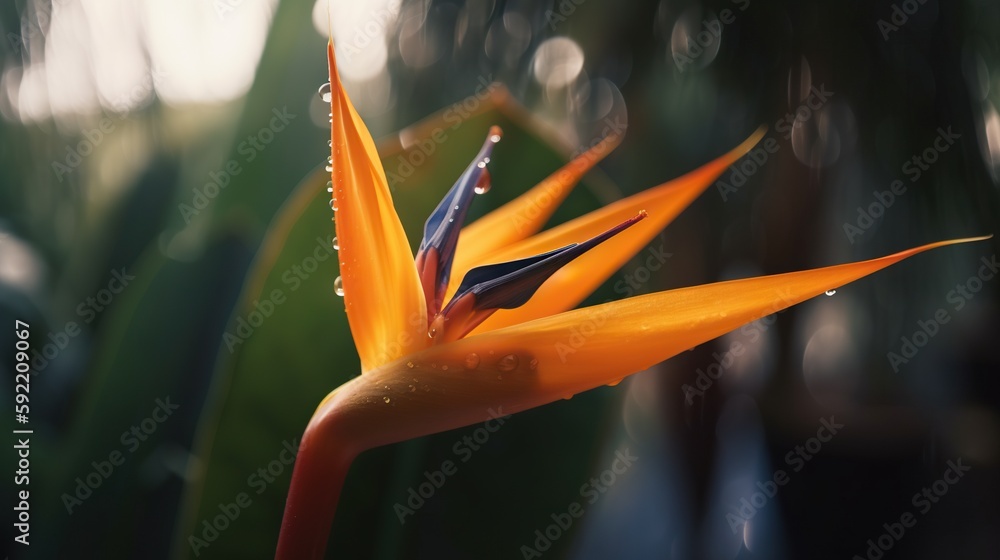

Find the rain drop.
xmin=497 ymin=354 xmax=518 ymax=372
xmin=474 ymin=183 xmax=491 ymax=195
xmin=406 ymin=361 xmax=415 ymax=369
xmin=326 ymin=164 xmax=333 ymax=172
xmin=318 ymin=82 xmax=332 ymax=103
xmin=826 ymin=290 xmax=836 ymax=296
xmin=330 ymin=198 xmax=339 ymax=211
xmin=326 ymin=181 xmax=333 ymax=193
xmin=464 ymin=353 xmax=481 ymax=370
xmin=383 ymin=396 xmax=391 ymax=404
xmin=408 ymin=384 xmax=416 ymax=392
xmin=334 ymin=276 xmax=344 ymax=296
xmin=332 ymin=237 xmax=340 ymax=250
xmin=529 ymin=358 xmax=538 ymax=371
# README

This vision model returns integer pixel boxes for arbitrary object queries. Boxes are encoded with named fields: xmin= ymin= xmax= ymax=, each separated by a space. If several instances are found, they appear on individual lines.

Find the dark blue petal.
xmin=431 ymin=211 xmax=647 ymax=341
xmin=415 ymin=126 xmax=502 ymax=314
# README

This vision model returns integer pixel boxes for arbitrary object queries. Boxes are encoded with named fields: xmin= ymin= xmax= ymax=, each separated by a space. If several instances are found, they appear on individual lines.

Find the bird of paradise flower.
xmin=273 ymin=41 xmax=988 ymax=559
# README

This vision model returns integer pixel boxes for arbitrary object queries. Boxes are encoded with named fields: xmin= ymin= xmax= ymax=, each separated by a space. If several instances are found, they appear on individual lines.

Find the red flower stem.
xmin=275 ymin=405 xmax=358 ymax=560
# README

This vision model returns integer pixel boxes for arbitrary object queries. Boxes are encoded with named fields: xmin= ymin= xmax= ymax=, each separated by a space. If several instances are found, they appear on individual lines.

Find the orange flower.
xmin=274 ymin=41 xmax=988 ymax=559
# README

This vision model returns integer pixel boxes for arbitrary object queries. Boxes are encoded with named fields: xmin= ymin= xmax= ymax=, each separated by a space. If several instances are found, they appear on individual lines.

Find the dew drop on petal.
xmin=464 ymin=353 xmax=481 ymax=370
xmin=406 ymin=361 xmax=415 ymax=369
xmin=331 ymin=198 xmax=339 ymax=211
xmin=319 ymin=82 xmax=332 ymax=103
xmin=326 ymin=181 xmax=333 ymax=193
xmin=326 ymin=164 xmax=333 ymax=172
xmin=497 ymin=353 xmax=518 ymax=372
xmin=826 ymin=290 xmax=836 ymax=296
xmin=332 ymin=237 xmax=340 ymax=251
xmin=529 ymin=358 xmax=538 ymax=371
xmin=607 ymin=378 xmax=623 ymax=387
xmin=334 ymin=276 xmax=344 ymax=296
xmin=383 ymin=396 xmax=391 ymax=404
xmin=408 ymin=384 xmax=415 ymax=392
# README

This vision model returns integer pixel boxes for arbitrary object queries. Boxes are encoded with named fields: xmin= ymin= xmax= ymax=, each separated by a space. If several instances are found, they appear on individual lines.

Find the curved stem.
xmin=275 ymin=404 xmax=358 ymax=560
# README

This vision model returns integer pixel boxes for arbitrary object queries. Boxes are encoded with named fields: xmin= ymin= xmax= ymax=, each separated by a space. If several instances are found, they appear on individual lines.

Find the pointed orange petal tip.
xmin=327 ymin=40 xmax=427 ymax=372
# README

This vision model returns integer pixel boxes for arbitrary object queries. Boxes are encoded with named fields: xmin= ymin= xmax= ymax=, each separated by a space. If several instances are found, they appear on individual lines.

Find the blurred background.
xmin=1 ymin=0 xmax=999 ymax=559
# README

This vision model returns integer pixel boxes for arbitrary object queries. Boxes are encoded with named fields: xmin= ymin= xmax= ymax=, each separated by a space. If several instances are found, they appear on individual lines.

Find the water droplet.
xmin=442 ymin=365 xmax=449 ymax=371
xmin=529 ymin=358 xmax=539 ymax=371
xmin=332 ymin=237 xmax=339 ymax=250
xmin=330 ymin=198 xmax=339 ymax=211
xmin=328 ymin=140 xmax=332 ymax=147
xmin=427 ymin=327 xmax=438 ymax=339
xmin=406 ymin=361 xmax=414 ymax=369
xmin=326 ymin=164 xmax=333 ymax=172
xmin=476 ymin=161 xmax=486 ymax=169
xmin=408 ymin=384 xmax=416 ymax=392
xmin=497 ymin=354 xmax=518 ymax=372
xmin=326 ymin=181 xmax=333 ymax=193
xmin=334 ymin=276 xmax=344 ymax=296
xmin=606 ymin=378 xmax=623 ymax=387
xmin=825 ymin=290 xmax=836 ymax=296
xmin=482 ymin=156 xmax=491 ymax=164
xmin=464 ymin=353 xmax=481 ymax=369
xmin=490 ymin=134 xmax=501 ymax=143
xmin=318 ymin=82 xmax=332 ymax=102
xmin=562 ymin=394 xmax=574 ymax=401
xmin=383 ymin=396 xmax=391 ymax=404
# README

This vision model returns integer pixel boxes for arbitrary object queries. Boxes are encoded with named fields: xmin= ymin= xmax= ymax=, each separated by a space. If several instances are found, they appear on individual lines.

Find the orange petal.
xmin=393 ymin=237 xmax=988 ymax=414
xmin=329 ymin=41 xmax=426 ymax=371
xmin=460 ymin=127 xmax=766 ymax=333
xmin=453 ymin=131 xmax=624 ymax=271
